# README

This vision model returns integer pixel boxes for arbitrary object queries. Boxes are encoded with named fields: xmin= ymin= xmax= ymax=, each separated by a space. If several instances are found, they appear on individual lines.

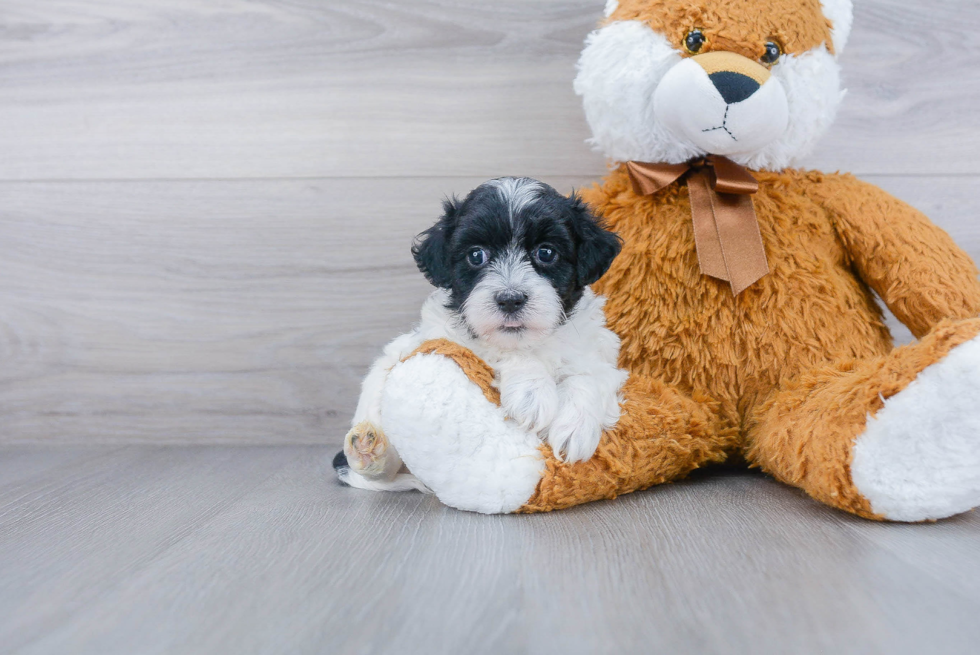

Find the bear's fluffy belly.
xmin=587 ymin=167 xmax=893 ymax=429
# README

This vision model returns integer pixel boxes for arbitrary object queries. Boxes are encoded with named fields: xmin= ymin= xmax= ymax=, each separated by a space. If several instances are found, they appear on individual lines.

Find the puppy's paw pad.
xmin=343 ymin=421 xmax=392 ymax=479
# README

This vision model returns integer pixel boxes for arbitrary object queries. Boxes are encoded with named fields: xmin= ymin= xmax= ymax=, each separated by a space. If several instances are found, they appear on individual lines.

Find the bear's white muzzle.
xmin=654 ymin=51 xmax=789 ymax=157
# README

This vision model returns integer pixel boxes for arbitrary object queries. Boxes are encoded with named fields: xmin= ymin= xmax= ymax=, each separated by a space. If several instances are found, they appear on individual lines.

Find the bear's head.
xmin=575 ymin=0 xmax=852 ymax=171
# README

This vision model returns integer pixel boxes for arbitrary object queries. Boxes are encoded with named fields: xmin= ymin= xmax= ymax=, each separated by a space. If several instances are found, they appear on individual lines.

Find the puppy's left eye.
xmin=534 ymin=245 xmax=557 ymax=265
xmin=761 ymin=40 xmax=782 ymax=65
xmin=467 ymin=247 xmax=488 ymax=267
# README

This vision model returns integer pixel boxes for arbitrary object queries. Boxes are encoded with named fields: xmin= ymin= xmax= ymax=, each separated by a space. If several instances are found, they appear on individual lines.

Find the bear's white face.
xmin=576 ymin=0 xmax=853 ymax=172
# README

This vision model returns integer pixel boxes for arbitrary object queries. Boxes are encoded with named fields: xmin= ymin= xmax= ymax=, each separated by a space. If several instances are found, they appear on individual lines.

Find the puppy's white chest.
xmin=491 ymin=351 xmax=561 ymax=387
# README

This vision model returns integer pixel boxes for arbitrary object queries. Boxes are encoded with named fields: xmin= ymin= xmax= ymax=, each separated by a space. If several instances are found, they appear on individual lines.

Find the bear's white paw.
xmin=851 ymin=334 xmax=980 ymax=522
xmin=381 ymin=353 xmax=545 ymax=514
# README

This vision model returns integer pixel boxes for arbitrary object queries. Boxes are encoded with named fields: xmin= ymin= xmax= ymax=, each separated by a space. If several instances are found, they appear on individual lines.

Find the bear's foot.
xmin=851 ymin=334 xmax=980 ymax=522
xmin=746 ymin=317 xmax=980 ymax=521
xmin=381 ymin=352 xmax=546 ymax=514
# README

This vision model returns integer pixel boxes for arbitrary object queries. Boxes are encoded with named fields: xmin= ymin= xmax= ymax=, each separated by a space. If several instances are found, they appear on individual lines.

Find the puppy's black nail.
xmin=332 ymin=450 xmax=348 ymax=471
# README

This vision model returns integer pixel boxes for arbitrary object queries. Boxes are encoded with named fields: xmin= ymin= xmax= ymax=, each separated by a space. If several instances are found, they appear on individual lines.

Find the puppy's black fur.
xmin=412 ymin=179 xmax=622 ymax=316
xmin=332 ymin=450 xmax=351 ymax=486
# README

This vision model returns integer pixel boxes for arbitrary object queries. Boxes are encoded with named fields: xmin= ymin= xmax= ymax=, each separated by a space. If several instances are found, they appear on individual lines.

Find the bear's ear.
xmin=821 ymin=0 xmax=853 ymax=54
xmin=411 ymin=197 xmax=460 ymax=288
xmin=567 ymin=193 xmax=622 ymax=287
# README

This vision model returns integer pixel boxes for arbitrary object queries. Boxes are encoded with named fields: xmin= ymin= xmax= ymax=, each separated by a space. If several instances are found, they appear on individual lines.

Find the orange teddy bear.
xmin=338 ymin=0 xmax=980 ymax=521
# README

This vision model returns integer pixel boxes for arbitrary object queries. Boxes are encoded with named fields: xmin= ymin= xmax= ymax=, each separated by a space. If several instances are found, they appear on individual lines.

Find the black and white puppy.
xmin=337 ymin=178 xmax=626 ymax=491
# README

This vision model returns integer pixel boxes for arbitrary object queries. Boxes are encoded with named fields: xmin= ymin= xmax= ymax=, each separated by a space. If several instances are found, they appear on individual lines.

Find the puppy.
xmin=335 ymin=177 xmax=627 ymax=492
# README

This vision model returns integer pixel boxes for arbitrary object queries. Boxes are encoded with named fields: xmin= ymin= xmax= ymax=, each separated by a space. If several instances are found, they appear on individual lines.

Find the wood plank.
xmin=0 ymin=1 xmax=978 ymax=180
xmin=515 ymin=472 xmax=980 ymax=655
xmin=809 ymin=0 xmax=980 ymax=175
xmin=0 ymin=0 xmax=605 ymax=180
xmin=839 ymin=508 xmax=980 ymax=605
xmin=1 ymin=175 xmax=974 ymax=444
xmin=5 ymin=448 xmax=525 ymax=655
xmin=3 ymin=447 xmax=978 ymax=654
xmin=0 ymin=445 xmax=304 ymax=653
xmin=0 ymin=446 xmax=117 ymax=494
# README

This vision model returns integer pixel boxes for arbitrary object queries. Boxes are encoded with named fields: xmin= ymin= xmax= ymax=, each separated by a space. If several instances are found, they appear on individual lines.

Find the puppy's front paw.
xmin=500 ymin=377 xmax=559 ymax=434
xmin=343 ymin=421 xmax=401 ymax=480
xmin=547 ymin=411 xmax=603 ymax=463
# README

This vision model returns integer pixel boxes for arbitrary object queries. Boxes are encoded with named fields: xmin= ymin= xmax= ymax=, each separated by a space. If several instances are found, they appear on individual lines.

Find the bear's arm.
xmin=810 ymin=172 xmax=980 ymax=339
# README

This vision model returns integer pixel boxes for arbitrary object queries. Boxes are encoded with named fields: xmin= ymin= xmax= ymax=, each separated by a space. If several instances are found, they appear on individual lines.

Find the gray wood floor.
xmin=3 ymin=1 xmax=980 ymax=653
xmin=2 ymin=445 xmax=980 ymax=655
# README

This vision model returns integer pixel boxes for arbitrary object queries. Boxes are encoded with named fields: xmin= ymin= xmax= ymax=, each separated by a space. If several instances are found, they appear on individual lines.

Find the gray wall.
xmin=1 ymin=0 xmax=978 ymax=444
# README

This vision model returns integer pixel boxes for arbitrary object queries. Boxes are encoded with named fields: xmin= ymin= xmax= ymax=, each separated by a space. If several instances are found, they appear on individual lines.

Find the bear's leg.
xmin=746 ymin=318 xmax=980 ymax=521
xmin=519 ymin=374 xmax=737 ymax=512
xmin=381 ymin=342 xmax=735 ymax=514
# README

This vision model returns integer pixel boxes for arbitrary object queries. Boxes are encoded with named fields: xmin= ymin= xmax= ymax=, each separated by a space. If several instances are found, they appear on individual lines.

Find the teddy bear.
xmin=342 ymin=0 xmax=980 ymax=520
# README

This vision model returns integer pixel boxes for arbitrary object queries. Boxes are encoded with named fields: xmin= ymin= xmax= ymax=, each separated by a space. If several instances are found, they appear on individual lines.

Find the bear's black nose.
xmin=709 ymin=71 xmax=761 ymax=104
xmin=495 ymin=291 xmax=527 ymax=315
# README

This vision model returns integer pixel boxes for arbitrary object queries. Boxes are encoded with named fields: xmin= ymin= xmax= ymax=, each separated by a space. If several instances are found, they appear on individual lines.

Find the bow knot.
xmin=626 ymin=156 xmax=769 ymax=295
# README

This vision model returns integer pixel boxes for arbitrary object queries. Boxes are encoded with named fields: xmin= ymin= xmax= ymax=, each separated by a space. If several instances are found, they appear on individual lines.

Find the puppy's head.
xmin=412 ymin=178 xmax=621 ymax=348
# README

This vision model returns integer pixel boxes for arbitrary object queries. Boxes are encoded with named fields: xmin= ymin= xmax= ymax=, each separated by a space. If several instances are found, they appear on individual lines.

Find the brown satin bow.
xmin=626 ymin=156 xmax=769 ymax=296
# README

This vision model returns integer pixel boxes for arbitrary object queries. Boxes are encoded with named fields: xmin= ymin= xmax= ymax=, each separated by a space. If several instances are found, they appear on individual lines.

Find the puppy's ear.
xmin=412 ymin=197 xmax=459 ymax=288
xmin=567 ymin=193 xmax=621 ymax=286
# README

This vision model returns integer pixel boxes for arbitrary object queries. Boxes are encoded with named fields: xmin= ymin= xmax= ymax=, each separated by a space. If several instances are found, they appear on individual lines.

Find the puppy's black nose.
xmin=495 ymin=291 xmax=527 ymax=314
xmin=709 ymin=71 xmax=760 ymax=104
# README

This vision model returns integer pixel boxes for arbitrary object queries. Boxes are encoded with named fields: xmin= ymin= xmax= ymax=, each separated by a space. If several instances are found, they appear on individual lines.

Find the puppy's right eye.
xmin=467 ymin=247 xmax=488 ymax=268
xmin=534 ymin=245 xmax=557 ymax=265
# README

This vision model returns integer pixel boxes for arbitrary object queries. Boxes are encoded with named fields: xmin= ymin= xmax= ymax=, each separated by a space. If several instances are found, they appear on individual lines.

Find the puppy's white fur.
xmin=341 ymin=287 xmax=627 ymax=491
xmin=486 ymin=177 xmax=544 ymax=224
xmin=461 ymin=249 xmax=564 ymax=352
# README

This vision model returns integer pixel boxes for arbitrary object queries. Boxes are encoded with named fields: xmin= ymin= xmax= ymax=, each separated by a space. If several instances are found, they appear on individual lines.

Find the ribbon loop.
xmin=707 ymin=155 xmax=759 ymax=195
xmin=625 ymin=161 xmax=689 ymax=196
xmin=627 ymin=156 xmax=769 ymax=296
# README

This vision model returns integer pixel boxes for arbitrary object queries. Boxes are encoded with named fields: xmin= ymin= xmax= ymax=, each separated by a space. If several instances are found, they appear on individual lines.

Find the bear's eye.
xmin=684 ymin=29 xmax=706 ymax=55
xmin=761 ymin=40 xmax=782 ymax=65
xmin=534 ymin=245 xmax=557 ymax=265
xmin=467 ymin=247 xmax=488 ymax=268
